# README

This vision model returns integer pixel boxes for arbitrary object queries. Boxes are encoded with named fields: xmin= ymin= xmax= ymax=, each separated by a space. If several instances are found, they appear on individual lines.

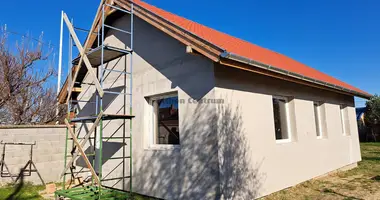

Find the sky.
xmin=0 ymin=0 xmax=378 ymax=107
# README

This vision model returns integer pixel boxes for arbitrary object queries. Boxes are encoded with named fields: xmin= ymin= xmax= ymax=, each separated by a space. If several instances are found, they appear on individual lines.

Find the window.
xmin=314 ymin=102 xmax=323 ymax=138
xmin=272 ymin=96 xmax=291 ymax=142
xmin=150 ymin=94 xmax=180 ymax=145
xmin=340 ymin=105 xmax=350 ymax=136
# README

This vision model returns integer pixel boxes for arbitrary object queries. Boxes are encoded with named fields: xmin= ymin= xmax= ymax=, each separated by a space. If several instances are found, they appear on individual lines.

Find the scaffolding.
xmin=55 ymin=1 xmax=135 ymax=199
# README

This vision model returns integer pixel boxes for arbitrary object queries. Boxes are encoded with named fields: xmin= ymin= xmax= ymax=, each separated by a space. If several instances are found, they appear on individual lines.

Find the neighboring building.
xmin=356 ymin=107 xmax=380 ymax=142
xmin=356 ymin=107 xmax=366 ymax=124
xmin=356 ymin=107 xmax=368 ymax=142
xmin=58 ymin=0 xmax=371 ymax=199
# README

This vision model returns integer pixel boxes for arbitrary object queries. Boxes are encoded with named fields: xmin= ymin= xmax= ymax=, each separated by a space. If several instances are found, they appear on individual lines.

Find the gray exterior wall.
xmin=75 ymin=15 xmax=219 ymax=199
xmin=0 ymin=125 xmax=66 ymax=185
xmin=73 ymin=13 xmax=361 ymax=200
xmin=214 ymin=64 xmax=361 ymax=198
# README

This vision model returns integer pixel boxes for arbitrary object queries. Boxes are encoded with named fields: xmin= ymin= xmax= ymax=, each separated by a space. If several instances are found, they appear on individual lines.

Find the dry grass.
xmin=262 ymin=143 xmax=380 ymax=200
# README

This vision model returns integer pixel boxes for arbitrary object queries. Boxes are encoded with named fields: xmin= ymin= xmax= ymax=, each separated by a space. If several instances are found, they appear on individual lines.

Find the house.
xmin=57 ymin=0 xmax=371 ymax=199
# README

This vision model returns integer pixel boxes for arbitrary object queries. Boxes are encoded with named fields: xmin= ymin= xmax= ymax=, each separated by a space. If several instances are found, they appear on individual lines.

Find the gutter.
xmin=221 ymin=52 xmax=372 ymax=99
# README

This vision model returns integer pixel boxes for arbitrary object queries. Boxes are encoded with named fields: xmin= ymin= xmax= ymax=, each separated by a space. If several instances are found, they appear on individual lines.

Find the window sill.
xmin=276 ymin=139 xmax=291 ymax=144
xmin=343 ymin=134 xmax=351 ymax=137
xmin=145 ymin=145 xmax=181 ymax=151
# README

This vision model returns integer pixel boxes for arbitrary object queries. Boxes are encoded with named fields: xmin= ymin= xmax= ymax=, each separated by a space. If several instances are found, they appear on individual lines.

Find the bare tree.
xmin=0 ymin=26 xmax=65 ymax=125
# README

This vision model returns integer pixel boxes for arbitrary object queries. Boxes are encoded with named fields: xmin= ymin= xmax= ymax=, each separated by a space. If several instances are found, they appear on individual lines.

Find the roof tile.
xmin=133 ymin=0 xmax=369 ymax=96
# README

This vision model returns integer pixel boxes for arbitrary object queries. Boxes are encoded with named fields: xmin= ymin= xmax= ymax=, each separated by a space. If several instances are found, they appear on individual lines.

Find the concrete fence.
xmin=0 ymin=125 xmax=66 ymax=185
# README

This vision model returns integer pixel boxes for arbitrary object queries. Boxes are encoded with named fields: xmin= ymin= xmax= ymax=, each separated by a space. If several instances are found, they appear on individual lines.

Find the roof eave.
xmin=57 ymin=0 xmax=371 ymax=102
xmin=220 ymin=52 xmax=372 ymax=99
xmin=124 ymin=0 xmax=371 ymax=99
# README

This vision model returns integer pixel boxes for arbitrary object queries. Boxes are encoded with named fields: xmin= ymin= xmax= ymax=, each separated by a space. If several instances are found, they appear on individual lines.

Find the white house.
xmin=58 ymin=0 xmax=371 ymax=199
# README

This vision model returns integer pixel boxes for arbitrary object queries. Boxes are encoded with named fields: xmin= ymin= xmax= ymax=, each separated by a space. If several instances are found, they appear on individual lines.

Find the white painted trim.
xmin=273 ymin=96 xmax=292 ymax=143
xmin=275 ymin=138 xmax=292 ymax=144
xmin=314 ymin=102 xmax=324 ymax=138
xmin=143 ymin=88 xmax=178 ymax=98
xmin=145 ymin=91 xmax=180 ymax=149
xmin=147 ymin=144 xmax=181 ymax=151
xmin=150 ymin=92 xmax=178 ymax=100
xmin=143 ymin=97 xmax=150 ymax=149
xmin=340 ymin=105 xmax=348 ymax=136
xmin=285 ymin=98 xmax=292 ymax=141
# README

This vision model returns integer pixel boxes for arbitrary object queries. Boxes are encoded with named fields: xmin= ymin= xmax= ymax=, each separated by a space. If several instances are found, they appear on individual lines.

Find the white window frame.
xmin=273 ymin=96 xmax=292 ymax=144
xmin=314 ymin=102 xmax=323 ymax=139
xmin=340 ymin=105 xmax=350 ymax=136
xmin=146 ymin=92 xmax=180 ymax=150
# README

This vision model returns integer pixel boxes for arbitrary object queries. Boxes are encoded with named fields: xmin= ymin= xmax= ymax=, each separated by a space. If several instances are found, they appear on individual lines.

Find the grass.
xmin=262 ymin=143 xmax=380 ymax=200
xmin=0 ymin=182 xmax=45 ymax=200
xmin=0 ymin=181 xmax=156 ymax=200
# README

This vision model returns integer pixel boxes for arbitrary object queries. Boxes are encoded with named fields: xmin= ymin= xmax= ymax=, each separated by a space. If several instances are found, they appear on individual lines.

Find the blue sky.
xmin=1 ymin=0 xmax=378 ymax=107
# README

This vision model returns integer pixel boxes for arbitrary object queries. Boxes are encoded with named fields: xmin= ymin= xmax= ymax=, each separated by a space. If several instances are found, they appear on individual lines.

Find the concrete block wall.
xmin=0 ymin=125 xmax=66 ymax=185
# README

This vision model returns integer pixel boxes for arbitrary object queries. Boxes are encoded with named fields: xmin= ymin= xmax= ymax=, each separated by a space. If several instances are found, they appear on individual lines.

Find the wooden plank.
xmin=63 ymin=1 xmax=112 ymax=103
xmin=60 ymin=111 xmax=103 ymax=179
xmin=63 ymin=13 xmax=104 ymax=101
xmin=64 ymin=119 xmax=100 ymax=185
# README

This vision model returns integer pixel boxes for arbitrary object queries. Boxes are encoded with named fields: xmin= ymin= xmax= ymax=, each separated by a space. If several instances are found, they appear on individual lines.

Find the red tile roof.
xmin=133 ymin=0 xmax=369 ymax=97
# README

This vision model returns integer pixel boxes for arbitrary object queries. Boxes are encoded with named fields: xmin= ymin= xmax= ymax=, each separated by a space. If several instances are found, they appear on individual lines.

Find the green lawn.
xmin=0 ymin=182 xmax=155 ymax=200
xmin=262 ymin=143 xmax=380 ymax=200
xmin=0 ymin=182 xmax=45 ymax=200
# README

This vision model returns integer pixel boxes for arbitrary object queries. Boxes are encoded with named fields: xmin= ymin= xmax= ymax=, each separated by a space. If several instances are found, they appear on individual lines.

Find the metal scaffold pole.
xmin=98 ymin=4 xmax=106 ymax=195
xmin=129 ymin=1 xmax=134 ymax=195
xmin=57 ymin=11 xmax=64 ymax=98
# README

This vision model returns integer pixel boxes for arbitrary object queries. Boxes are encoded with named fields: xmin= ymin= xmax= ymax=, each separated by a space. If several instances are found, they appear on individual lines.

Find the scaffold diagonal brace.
xmin=60 ymin=111 xmax=103 ymax=179
xmin=62 ymin=13 xmax=105 ymax=102
xmin=64 ymin=119 xmax=100 ymax=185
